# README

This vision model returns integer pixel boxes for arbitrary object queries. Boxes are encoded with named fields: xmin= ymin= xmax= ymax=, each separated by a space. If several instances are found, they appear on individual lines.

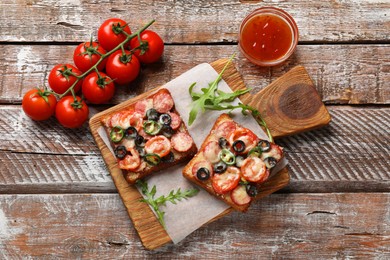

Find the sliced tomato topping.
xmin=229 ymin=127 xmax=258 ymax=154
xmin=214 ymin=121 xmax=237 ymax=139
xmin=202 ymin=141 xmax=221 ymax=164
xmin=118 ymin=147 xmax=141 ymax=170
xmin=134 ymin=98 xmax=153 ymax=118
xmin=144 ymin=135 xmax=171 ymax=158
xmin=171 ymin=132 xmax=194 ymax=152
xmin=109 ymin=111 xmax=124 ymax=128
xmin=168 ymin=111 xmax=181 ymax=130
xmin=128 ymin=112 xmax=144 ymax=131
xmin=261 ymin=143 xmax=283 ymax=162
xmin=192 ymin=160 xmax=213 ymax=180
xmin=212 ymin=166 xmax=240 ymax=194
xmin=231 ymin=184 xmax=252 ymax=206
xmin=117 ymin=110 xmax=134 ymax=129
xmin=241 ymin=156 xmax=269 ymax=183
xmin=153 ymin=89 xmax=174 ymax=113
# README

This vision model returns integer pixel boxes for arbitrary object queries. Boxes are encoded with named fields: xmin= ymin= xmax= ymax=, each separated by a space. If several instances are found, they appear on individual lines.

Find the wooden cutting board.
xmin=89 ymin=59 xmax=331 ymax=250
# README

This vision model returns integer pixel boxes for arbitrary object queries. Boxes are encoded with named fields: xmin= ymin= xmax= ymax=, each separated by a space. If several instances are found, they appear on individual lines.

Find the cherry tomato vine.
xmin=23 ymin=18 xmax=164 ymax=128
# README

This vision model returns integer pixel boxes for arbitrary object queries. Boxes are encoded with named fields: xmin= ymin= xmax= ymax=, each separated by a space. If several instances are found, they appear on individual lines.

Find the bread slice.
xmin=101 ymin=88 xmax=197 ymax=184
xmin=182 ymin=113 xmax=283 ymax=212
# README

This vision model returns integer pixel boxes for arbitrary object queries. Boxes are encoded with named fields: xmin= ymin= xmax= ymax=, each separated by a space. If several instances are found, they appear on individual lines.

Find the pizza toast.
xmin=182 ymin=113 xmax=284 ymax=212
xmin=101 ymin=88 xmax=197 ymax=184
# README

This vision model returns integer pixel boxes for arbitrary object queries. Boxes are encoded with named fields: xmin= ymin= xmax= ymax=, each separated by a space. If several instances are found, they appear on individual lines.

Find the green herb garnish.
xmin=136 ymin=179 xmax=199 ymax=228
xmin=188 ymin=54 xmax=273 ymax=142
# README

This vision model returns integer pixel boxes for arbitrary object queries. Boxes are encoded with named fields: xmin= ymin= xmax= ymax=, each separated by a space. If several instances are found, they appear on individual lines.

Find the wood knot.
xmin=278 ymin=83 xmax=322 ymax=120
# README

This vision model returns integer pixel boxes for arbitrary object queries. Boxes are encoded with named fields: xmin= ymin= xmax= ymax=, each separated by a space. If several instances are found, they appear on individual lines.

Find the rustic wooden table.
xmin=1 ymin=0 xmax=389 ymax=258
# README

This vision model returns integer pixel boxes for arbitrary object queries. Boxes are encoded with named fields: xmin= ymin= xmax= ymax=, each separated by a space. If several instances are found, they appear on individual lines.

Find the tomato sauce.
xmin=240 ymin=13 xmax=293 ymax=62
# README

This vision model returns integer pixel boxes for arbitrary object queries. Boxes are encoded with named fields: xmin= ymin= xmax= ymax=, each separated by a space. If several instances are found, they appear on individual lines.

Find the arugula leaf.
xmin=136 ymin=179 xmax=199 ymax=228
xmin=188 ymin=53 xmax=236 ymax=126
xmin=187 ymin=54 xmax=274 ymax=142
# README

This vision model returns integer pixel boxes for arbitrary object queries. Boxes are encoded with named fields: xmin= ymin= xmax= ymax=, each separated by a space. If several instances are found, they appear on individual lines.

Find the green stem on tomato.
xmin=54 ymin=19 xmax=156 ymax=100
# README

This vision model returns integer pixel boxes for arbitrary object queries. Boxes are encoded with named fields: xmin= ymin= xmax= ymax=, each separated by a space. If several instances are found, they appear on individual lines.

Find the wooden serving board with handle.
xmin=89 ymin=59 xmax=331 ymax=250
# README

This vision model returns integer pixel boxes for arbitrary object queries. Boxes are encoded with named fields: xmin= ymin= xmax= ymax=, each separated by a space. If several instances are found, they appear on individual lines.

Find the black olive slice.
xmin=213 ymin=161 xmax=227 ymax=174
xmin=196 ymin=167 xmax=210 ymax=181
xmin=218 ymin=137 xmax=229 ymax=149
xmin=159 ymin=113 xmax=172 ymax=125
xmin=135 ymin=135 xmax=145 ymax=147
xmin=161 ymin=124 xmax=175 ymax=138
xmin=264 ymin=157 xmax=277 ymax=169
xmin=124 ymin=126 xmax=138 ymax=139
xmin=232 ymin=140 xmax=246 ymax=153
xmin=246 ymin=183 xmax=258 ymax=197
xmin=258 ymin=140 xmax=271 ymax=152
xmin=114 ymin=145 xmax=127 ymax=159
xmin=146 ymin=108 xmax=160 ymax=121
xmin=161 ymin=152 xmax=175 ymax=163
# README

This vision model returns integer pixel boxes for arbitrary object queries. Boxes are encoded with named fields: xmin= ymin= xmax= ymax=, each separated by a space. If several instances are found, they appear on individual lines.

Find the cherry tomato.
xmin=55 ymin=96 xmax=89 ymax=128
xmin=98 ymin=18 xmax=131 ymax=51
xmin=22 ymin=88 xmax=57 ymax=121
xmin=106 ymin=50 xmax=140 ymax=85
xmin=229 ymin=127 xmax=258 ymax=154
xmin=144 ymin=135 xmax=171 ymax=158
xmin=240 ymin=156 xmax=269 ymax=183
xmin=118 ymin=147 xmax=141 ymax=170
xmin=48 ymin=64 xmax=82 ymax=95
xmin=82 ymin=72 xmax=115 ymax=104
xmin=73 ymin=41 xmax=107 ymax=72
xmin=212 ymin=166 xmax=241 ymax=194
xmin=130 ymin=30 xmax=164 ymax=64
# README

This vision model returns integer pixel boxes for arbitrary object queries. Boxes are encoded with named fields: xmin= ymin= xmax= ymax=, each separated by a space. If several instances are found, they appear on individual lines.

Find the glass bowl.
xmin=238 ymin=7 xmax=299 ymax=66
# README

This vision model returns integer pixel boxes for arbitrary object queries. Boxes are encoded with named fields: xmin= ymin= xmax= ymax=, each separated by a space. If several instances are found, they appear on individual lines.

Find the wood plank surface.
xmin=0 ymin=193 xmax=389 ymax=258
xmin=0 ymin=0 xmax=389 ymax=43
xmin=1 ymin=44 xmax=388 ymax=105
xmin=1 ymin=106 xmax=389 ymax=193
xmin=0 ymin=0 xmax=389 ymax=257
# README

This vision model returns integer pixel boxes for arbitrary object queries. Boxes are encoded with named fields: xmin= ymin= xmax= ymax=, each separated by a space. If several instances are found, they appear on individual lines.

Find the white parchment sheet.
xmin=99 ymin=63 xmax=288 ymax=244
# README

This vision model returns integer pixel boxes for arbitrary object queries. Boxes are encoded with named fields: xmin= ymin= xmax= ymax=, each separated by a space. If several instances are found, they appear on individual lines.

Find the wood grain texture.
xmin=1 ymin=106 xmax=388 ymax=193
xmin=0 ymin=0 xmax=389 ymax=43
xmin=1 ymin=44 xmax=389 ymax=105
xmin=88 ymin=59 xmax=291 ymax=249
xmin=281 ymin=106 xmax=390 ymax=192
xmin=0 ymin=193 xmax=389 ymax=258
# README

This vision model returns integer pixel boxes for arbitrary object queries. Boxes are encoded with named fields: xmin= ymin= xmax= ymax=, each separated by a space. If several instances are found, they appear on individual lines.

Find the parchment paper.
xmin=98 ymin=63 xmax=288 ymax=244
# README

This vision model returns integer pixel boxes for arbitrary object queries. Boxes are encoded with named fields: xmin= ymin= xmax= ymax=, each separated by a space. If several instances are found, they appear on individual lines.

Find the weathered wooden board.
xmin=0 ymin=0 xmax=389 ymax=43
xmin=0 ymin=106 xmax=389 ymax=194
xmin=90 ymin=59 xmax=326 ymax=249
xmin=1 ymin=44 xmax=389 ymax=104
xmin=0 ymin=193 xmax=389 ymax=258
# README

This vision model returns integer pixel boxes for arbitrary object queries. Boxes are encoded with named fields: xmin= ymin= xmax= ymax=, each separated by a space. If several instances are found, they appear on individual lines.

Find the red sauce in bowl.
xmin=239 ymin=7 xmax=299 ymax=66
